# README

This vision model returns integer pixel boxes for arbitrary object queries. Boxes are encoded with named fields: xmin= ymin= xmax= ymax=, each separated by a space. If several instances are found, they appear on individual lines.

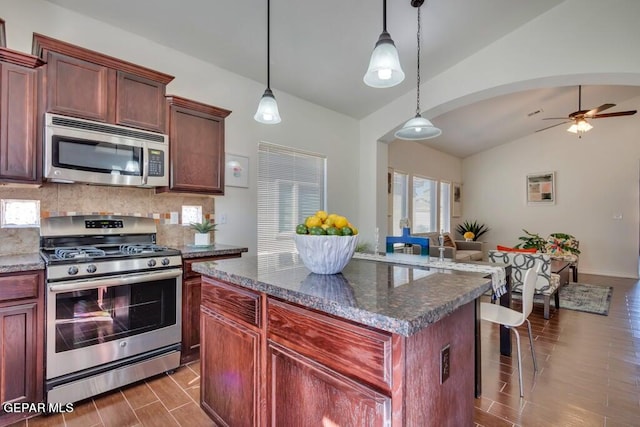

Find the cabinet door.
xmin=168 ymin=105 xmax=225 ymax=194
xmin=0 ymin=62 xmax=38 ymax=182
xmin=45 ymin=52 xmax=113 ymax=122
xmin=181 ymin=276 xmax=201 ymax=364
xmin=268 ymin=343 xmax=391 ymax=427
xmin=200 ymin=307 xmax=260 ymax=427
xmin=116 ymin=71 xmax=165 ymax=132
xmin=0 ymin=302 xmax=37 ymax=407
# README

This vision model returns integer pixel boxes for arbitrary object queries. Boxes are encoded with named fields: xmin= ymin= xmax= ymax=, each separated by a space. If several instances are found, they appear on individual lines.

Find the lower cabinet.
xmin=181 ymin=254 xmax=243 ymax=365
xmin=199 ymin=276 xmax=476 ymax=426
xmin=0 ymin=271 xmax=44 ymax=427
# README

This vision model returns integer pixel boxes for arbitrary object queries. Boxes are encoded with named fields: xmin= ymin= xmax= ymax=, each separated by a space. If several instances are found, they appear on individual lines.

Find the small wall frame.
xmin=225 ymin=154 xmax=249 ymax=188
xmin=527 ymin=171 xmax=555 ymax=205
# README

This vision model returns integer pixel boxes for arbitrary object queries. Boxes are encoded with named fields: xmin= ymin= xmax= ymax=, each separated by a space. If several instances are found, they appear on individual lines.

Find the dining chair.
xmin=480 ymin=263 xmax=541 ymax=397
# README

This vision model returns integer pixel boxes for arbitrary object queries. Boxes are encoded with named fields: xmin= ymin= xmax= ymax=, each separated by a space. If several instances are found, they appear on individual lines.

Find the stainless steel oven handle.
xmin=48 ymin=268 xmax=182 ymax=293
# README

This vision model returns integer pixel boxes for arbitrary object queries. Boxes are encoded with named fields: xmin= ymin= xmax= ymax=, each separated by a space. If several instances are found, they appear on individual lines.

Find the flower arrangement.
xmin=463 ymin=231 xmax=475 ymax=241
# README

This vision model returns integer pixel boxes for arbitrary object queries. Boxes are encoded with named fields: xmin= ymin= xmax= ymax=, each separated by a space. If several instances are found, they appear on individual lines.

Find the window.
xmin=412 ymin=176 xmax=437 ymax=233
xmin=439 ymin=181 xmax=451 ymax=233
xmin=258 ymin=142 xmax=326 ymax=255
xmin=391 ymin=171 xmax=409 ymax=236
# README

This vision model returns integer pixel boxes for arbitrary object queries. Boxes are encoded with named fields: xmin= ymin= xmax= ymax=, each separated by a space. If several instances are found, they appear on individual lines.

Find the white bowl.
xmin=294 ymin=234 xmax=359 ymax=275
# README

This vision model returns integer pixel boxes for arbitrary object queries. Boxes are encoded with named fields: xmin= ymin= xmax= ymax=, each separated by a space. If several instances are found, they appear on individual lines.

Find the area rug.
xmin=515 ymin=283 xmax=613 ymax=316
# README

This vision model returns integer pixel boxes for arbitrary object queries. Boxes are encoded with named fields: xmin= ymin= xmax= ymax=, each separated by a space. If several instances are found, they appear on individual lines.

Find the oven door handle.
xmin=48 ymin=268 xmax=182 ymax=293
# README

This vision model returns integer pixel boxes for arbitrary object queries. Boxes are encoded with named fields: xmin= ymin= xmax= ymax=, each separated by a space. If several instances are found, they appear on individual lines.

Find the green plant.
xmin=355 ymin=242 xmax=372 ymax=253
xmin=515 ymin=229 xmax=546 ymax=251
xmin=190 ymin=219 xmax=217 ymax=233
xmin=455 ymin=220 xmax=489 ymax=241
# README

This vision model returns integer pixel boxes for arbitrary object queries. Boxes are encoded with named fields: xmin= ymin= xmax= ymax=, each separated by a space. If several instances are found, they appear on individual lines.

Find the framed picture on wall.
xmin=225 ymin=154 xmax=249 ymax=188
xmin=527 ymin=171 xmax=555 ymax=205
xmin=0 ymin=18 xmax=6 ymax=48
xmin=452 ymin=182 xmax=462 ymax=217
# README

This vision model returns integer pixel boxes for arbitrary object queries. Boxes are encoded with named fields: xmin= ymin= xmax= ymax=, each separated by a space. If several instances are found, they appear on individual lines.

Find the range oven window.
xmin=54 ymin=277 xmax=177 ymax=353
xmin=53 ymin=136 xmax=142 ymax=176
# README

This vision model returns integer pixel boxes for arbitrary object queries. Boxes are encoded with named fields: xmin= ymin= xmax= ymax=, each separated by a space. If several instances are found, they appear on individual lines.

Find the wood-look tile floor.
xmin=10 ymin=273 xmax=640 ymax=427
xmin=475 ymin=273 xmax=640 ymax=427
xmin=10 ymin=361 xmax=214 ymax=427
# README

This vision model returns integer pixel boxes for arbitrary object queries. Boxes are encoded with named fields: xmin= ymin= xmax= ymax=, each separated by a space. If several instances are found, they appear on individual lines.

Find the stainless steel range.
xmin=40 ymin=215 xmax=182 ymax=404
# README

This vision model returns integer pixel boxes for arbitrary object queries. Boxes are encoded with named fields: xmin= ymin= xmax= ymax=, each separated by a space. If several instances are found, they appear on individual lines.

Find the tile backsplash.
xmin=0 ymin=183 xmax=215 ymax=256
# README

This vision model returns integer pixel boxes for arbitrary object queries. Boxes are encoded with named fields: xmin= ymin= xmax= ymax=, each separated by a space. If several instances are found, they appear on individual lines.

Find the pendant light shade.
xmin=395 ymin=2 xmax=441 ymax=140
xmin=254 ymin=0 xmax=281 ymax=124
xmin=363 ymin=0 xmax=404 ymax=88
xmin=255 ymin=88 xmax=281 ymax=124
xmin=395 ymin=115 xmax=442 ymax=140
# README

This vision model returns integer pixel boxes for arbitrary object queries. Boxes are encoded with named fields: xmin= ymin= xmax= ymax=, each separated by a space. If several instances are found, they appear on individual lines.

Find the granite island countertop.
xmin=192 ymin=253 xmax=492 ymax=336
xmin=177 ymin=243 xmax=249 ymax=259
xmin=0 ymin=253 xmax=45 ymax=273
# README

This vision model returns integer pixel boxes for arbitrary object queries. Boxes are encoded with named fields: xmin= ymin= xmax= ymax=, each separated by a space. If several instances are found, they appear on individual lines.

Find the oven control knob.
xmin=68 ymin=266 xmax=79 ymax=275
xmin=161 ymin=258 xmax=170 ymax=266
xmin=120 ymin=342 xmax=127 ymax=348
xmin=147 ymin=259 xmax=157 ymax=267
xmin=86 ymin=264 xmax=97 ymax=273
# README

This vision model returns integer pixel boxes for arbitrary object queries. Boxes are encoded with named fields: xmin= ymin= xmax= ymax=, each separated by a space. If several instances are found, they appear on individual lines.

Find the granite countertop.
xmin=177 ymin=243 xmax=249 ymax=259
xmin=0 ymin=253 xmax=45 ymax=273
xmin=192 ymin=253 xmax=492 ymax=337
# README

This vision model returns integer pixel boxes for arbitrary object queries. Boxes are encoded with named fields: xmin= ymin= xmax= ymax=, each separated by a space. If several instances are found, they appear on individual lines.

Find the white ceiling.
xmin=45 ymin=0 xmax=640 ymax=158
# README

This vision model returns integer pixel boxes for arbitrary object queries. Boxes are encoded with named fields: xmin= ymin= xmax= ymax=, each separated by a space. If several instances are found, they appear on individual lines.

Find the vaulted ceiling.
xmin=45 ymin=0 xmax=640 ymax=157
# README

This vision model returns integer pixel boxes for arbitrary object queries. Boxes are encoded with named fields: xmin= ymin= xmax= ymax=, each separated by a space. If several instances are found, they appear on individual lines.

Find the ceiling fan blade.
xmin=535 ymin=121 xmax=571 ymax=133
xmin=542 ymin=117 xmax=571 ymax=120
xmin=568 ymin=109 xmax=590 ymax=118
xmin=585 ymin=103 xmax=616 ymax=117
xmin=592 ymin=110 xmax=637 ymax=118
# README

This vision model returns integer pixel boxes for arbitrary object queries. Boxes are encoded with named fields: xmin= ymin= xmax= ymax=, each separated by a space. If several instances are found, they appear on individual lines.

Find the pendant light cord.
xmin=415 ymin=6 xmax=421 ymax=116
xmin=382 ymin=0 xmax=387 ymax=32
xmin=267 ymin=0 xmax=271 ymax=90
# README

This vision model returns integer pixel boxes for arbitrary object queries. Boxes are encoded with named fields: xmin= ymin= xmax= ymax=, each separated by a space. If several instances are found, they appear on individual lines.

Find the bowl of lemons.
xmin=294 ymin=211 xmax=359 ymax=275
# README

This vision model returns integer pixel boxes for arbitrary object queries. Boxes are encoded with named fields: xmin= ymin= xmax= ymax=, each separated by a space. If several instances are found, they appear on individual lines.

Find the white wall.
xmin=358 ymin=0 xmax=640 ymax=268
xmin=462 ymin=95 xmax=640 ymax=278
xmin=0 ymin=0 xmax=359 ymax=255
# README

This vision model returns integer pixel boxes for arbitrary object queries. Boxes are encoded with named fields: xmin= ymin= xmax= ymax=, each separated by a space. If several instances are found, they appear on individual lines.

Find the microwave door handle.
xmin=141 ymin=147 xmax=149 ymax=185
xmin=48 ymin=268 xmax=182 ymax=293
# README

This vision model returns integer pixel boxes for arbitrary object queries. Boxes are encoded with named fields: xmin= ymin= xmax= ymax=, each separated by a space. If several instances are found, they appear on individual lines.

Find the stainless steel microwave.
xmin=44 ymin=113 xmax=169 ymax=187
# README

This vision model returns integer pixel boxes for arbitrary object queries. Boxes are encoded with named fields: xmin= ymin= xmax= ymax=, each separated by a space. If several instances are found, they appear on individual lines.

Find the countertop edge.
xmin=0 ymin=253 xmax=45 ymax=273
xmin=192 ymin=262 xmax=492 ymax=337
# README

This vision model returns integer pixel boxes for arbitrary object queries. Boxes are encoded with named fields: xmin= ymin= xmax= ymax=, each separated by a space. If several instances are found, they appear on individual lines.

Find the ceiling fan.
xmin=535 ymin=85 xmax=637 ymax=135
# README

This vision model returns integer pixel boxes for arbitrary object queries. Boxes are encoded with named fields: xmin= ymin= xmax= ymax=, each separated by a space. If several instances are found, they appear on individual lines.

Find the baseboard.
xmin=577 ymin=269 xmax=639 ymax=280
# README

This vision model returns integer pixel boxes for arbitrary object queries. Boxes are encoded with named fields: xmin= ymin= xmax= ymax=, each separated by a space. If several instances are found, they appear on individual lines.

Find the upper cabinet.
xmin=33 ymin=33 xmax=173 ymax=133
xmin=0 ymin=48 xmax=43 ymax=184
xmin=157 ymin=96 xmax=231 ymax=195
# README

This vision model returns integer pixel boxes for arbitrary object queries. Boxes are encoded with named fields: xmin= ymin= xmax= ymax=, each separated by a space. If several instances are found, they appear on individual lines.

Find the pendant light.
xmin=395 ymin=1 xmax=441 ymax=140
xmin=363 ymin=0 xmax=405 ymax=88
xmin=254 ymin=0 xmax=281 ymax=124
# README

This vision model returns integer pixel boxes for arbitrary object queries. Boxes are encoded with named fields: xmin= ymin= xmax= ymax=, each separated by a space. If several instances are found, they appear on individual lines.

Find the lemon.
xmin=327 ymin=213 xmax=339 ymax=223
xmin=334 ymin=216 xmax=348 ymax=229
xmin=316 ymin=210 xmax=328 ymax=221
xmin=305 ymin=216 xmax=322 ymax=228
xmin=351 ymin=226 xmax=358 ymax=235
xmin=324 ymin=217 xmax=335 ymax=227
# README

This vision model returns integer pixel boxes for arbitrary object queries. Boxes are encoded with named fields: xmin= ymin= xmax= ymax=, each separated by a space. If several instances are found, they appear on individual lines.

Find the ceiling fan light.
xmin=395 ymin=115 xmax=441 ymax=140
xmin=363 ymin=32 xmax=405 ymax=88
xmin=254 ymin=89 xmax=281 ymax=124
xmin=567 ymin=119 xmax=592 ymax=134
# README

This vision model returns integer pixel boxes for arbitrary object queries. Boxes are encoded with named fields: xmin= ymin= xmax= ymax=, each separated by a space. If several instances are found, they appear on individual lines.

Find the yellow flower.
xmin=463 ymin=231 xmax=475 ymax=240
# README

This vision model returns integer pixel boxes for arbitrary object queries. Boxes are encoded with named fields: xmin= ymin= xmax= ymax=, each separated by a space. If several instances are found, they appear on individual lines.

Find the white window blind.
xmin=439 ymin=181 xmax=451 ymax=233
xmin=258 ymin=142 xmax=326 ymax=255
xmin=392 ymin=171 xmax=409 ymax=236
xmin=412 ymin=175 xmax=438 ymax=233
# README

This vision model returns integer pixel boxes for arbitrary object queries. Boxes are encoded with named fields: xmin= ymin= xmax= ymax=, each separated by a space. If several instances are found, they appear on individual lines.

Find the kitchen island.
xmin=193 ymin=253 xmax=492 ymax=427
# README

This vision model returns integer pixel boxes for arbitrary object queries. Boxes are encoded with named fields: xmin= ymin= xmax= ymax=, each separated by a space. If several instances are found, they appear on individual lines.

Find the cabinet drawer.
xmin=0 ymin=272 xmax=40 ymax=302
xmin=201 ymin=277 xmax=261 ymax=328
xmin=183 ymin=254 xmax=241 ymax=279
xmin=268 ymin=299 xmax=393 ymax=391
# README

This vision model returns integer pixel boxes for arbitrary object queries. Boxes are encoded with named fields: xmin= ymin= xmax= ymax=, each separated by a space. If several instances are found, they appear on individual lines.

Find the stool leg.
xmin=512 ymin=327 xmax=524 ymax=397
xmin=526 ymin=318 xmax=538 ymax=373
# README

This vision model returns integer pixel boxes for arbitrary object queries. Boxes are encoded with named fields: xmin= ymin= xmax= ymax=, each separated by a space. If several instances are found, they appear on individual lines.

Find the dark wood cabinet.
xmin=33 ymin=33 xmax=173 ymax=133
xmin=0 ymin=271 xmax=44 ymax=427
xmin=0 ymin=48 xmax=43 ymax=184
xmin=158 ymin=96 xmax=231 ymax=195
xmin=199 ymin=276 xmax=477 ymax=426
xmin=180 ymin=253 xmax=244 ymax=365
xmin=200 ymin=277 xmax=262 ymax=427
